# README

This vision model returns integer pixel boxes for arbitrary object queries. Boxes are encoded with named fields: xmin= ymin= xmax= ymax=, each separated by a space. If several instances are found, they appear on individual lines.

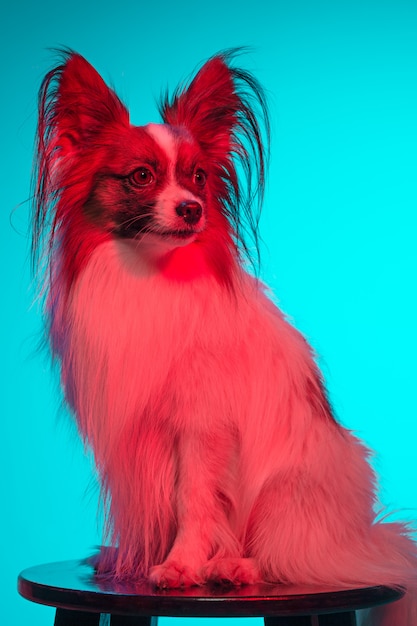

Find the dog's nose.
xmin=175 ymin=201 xmax=203 ymax=226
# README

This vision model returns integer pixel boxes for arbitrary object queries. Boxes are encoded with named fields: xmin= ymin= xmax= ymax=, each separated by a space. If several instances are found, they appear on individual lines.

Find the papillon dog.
xmin=32 ymin=50 xmax=416 ymax=624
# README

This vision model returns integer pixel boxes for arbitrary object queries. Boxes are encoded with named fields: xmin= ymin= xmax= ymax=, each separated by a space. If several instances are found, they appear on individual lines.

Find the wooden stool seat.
xmin=18 ymin=558 xmax=404 ymax=625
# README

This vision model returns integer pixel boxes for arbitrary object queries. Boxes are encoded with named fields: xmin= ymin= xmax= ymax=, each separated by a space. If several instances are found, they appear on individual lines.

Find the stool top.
xmin=18 ymin=559 xmax=404 ymax=618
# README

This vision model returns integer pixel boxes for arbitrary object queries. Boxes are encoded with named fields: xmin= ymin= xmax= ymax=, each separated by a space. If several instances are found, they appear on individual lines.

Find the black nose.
xmin=175 ymin=201 xmax=203 ymax=226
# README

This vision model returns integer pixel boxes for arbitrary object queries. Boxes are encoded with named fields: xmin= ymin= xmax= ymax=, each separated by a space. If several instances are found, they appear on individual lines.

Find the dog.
xmin=32 ymin=49 xmax=416 ymax=624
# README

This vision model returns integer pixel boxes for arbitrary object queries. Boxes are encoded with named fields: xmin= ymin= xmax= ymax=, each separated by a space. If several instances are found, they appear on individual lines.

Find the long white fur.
xmin=50 ymin=232 xmax=417 ymax=622
xmin=41 ymin=55 xmax=417 ymax=625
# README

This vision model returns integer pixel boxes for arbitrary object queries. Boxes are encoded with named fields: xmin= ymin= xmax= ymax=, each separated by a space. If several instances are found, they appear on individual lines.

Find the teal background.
xmin=2 ymin=0 xmax=416 ymax=624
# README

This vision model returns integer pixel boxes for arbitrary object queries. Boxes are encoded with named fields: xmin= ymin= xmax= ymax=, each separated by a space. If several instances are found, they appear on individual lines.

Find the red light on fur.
xmin=31 ymin=52 xmax=417 ymax=623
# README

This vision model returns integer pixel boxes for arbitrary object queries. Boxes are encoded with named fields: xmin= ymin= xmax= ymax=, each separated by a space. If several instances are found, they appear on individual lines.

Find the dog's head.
xmin=33 ymin=50 xmax=269 ymax=286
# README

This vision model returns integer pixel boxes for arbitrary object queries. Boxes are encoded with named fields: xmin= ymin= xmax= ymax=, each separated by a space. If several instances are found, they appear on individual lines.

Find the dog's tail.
xmin=357 ymin=521 xmax=417 ymax=626
xmin=358 ymin=587 xmax=417 ymax=626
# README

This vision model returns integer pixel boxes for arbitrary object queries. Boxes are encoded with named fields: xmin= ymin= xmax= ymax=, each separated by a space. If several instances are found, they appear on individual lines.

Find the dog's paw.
xmin=202 ymin=557 xmax=261 ymax=586
xmin=149 ymin=560 xmax=202 ymax=588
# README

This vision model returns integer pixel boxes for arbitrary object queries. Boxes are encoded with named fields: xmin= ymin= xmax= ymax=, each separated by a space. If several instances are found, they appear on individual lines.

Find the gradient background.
xmin=2 ymin=1 xmax=417 ymax=624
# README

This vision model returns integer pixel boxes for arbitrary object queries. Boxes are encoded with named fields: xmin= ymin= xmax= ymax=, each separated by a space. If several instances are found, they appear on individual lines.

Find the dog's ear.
xmin=160 ymin=56 xmax=239 ymax=154
xmin=39 ymin=51 xmax=129 ymax=153
xmin=160 ymin=52 xmax=269 ymax=270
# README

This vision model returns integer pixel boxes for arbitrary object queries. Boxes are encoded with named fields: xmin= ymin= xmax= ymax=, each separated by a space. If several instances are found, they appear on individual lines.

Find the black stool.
xmin=18 ymin=558 xmax=404 ymax=625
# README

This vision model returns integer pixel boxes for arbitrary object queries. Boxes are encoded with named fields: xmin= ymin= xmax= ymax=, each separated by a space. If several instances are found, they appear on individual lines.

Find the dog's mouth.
xmin=131 ymin=228 xmax=201 ymax=251
xmin=111 ymin=221 xmax=200 ymax=241
xmin=159 ymin=229 xmax=199 ymax=240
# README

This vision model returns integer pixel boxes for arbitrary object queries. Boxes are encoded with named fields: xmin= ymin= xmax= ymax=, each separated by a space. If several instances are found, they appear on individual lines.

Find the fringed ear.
xmin=38 ymin=50 xmax=129 ymax=154
xmin=160 ymin=51 xmax=270 ymax=270
xmin=161 ymin=55 xmax=240 ymax=154
xmin=32 ymin=51 xmax=130 ymax=278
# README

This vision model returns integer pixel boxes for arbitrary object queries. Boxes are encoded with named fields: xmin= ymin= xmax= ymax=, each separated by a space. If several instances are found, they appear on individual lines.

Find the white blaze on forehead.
xmin=146 ymin=123 xmax=178 ymax=162
xmin=144 ymin=123 xmax=204 ymax=231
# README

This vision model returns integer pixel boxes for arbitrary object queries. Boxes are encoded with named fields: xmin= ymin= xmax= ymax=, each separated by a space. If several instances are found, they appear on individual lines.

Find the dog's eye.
xmin=129 ymin=167 xmax=154 ymax=187
xmin=193 ymin=169 xmax=207 ymax=187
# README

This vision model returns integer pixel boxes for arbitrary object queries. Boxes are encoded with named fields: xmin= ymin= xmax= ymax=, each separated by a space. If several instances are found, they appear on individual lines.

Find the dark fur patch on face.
xmin=82 ymin=127 xmax=171 ymax=238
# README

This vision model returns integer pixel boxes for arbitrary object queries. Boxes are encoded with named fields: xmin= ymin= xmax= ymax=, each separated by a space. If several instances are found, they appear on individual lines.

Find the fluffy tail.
xmin=357 ymin=522 xmax=417 ymax=626
xmin=358 ymin=589 xmax=417 ymax=626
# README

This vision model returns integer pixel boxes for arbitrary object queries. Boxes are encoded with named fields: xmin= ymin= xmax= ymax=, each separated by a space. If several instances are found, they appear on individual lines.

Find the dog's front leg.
xmin=149 ymin=428 xmax=238 ymax=588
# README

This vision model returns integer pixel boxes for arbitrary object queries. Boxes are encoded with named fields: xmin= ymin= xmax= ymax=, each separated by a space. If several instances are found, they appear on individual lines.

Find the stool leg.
xmin=110 ymin=617 xmax=158 ymax=626
xmin=265 ymin=617 xmax=313 ymax=626
xmin=54 ymin=608 xmax=101 ymax=625
xmin=318 ymin=612 xmax=356 ymax=625
xmin=264 ymin=611 xmax=356 ymax=626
